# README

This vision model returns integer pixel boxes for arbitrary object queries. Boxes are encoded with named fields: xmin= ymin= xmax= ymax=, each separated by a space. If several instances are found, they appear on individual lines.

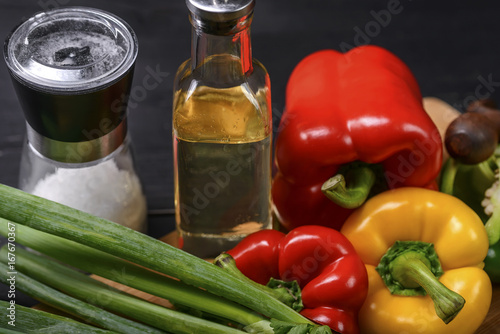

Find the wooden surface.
xmin=33 ymin=231 xmax=500 ymax=334
xmin=481 ymin=286 xmax=500 ymax=334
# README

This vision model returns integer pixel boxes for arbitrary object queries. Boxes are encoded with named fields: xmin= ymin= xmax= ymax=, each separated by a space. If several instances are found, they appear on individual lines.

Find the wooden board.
xmin=35 ymin=232 xmax=500 ymax=333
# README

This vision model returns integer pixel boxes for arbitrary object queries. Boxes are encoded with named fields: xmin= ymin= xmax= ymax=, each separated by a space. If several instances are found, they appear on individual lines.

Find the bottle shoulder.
xmin=251 ymin=58 xmax=269 ymax=79
xmin=172 ymin=57 xmax=272 ymax=142
xmin=246 ymin=58 xmax=271 ymax=96
xmin=173 ymin=59 xmax=192 ymax=91
xmin=174 ymin=56 xmax=270 ymax=90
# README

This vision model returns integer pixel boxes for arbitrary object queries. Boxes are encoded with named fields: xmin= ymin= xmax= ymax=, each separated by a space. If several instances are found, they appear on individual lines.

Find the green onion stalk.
xmin=0 ymin=184 xmax=308 ymax=323
xmin=0 ymin=219 xmax=266 ymax=328
xmin=0 ymin=246 xmax=247 ymax=334
xmin=0 ymin=184 xmax=332 ymax=333
xmin=0 ymin=259 xmax=165 ymax=334
xmin=0 ymin=300 xmax=119 ymax=334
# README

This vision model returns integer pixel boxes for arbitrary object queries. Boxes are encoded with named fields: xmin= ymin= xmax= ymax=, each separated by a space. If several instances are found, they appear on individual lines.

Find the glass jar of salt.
xmin=4 ymin=7 xmax=148 ymax=232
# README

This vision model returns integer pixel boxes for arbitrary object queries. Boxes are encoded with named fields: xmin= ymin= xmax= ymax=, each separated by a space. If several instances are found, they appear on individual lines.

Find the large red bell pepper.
xmin=273 ymin=45 xmax=442 ymax=231
xmin=225 ymin=226 xmax=368 ymax=334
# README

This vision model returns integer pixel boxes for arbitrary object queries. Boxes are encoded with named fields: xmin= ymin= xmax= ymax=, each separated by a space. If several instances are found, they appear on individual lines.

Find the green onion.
xmin=0 ymin=300 xmax=119 ymax=334
xmin=0 ymin=260 xmax=165 ymax=334
xmin=1 ymin=246 xmax=246 ymax=334
xmin=0 ymin=183 xmax=311 ymax=325
xmin=0 ymin=328 xmax=25 ymax=334
xmin=215 ymin=253 xmax=304 ymax=312
xmin=0 ymin=219 xmax=266 ymax=327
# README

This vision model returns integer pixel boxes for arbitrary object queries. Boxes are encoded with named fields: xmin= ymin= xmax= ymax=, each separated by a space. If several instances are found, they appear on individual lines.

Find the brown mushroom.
xmin=445 ymin=99 xmax=500 ymax=165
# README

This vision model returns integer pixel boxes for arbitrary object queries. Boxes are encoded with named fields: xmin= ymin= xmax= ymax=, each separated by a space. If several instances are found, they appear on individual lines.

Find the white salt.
xmin=31 ymin=159 xmax=147 ymax=232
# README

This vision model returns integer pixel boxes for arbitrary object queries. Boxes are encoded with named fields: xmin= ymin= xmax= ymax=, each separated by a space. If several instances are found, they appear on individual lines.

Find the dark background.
xmin=0 ymin=0 xmax=499 ymax=307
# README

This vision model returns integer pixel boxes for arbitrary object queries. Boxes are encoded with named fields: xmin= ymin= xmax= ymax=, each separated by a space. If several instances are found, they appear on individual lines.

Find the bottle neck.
xmin=191 ymin=17 xmax=253 ymax=77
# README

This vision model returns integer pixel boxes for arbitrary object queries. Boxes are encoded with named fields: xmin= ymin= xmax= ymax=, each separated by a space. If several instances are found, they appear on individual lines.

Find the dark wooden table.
xmin=0 ymin=0 xmax=499 ymax=319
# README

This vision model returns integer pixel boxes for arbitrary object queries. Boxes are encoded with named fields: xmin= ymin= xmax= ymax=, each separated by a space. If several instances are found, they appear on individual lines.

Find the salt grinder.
xmin=4 ymin=7 xmax=147 ymax=232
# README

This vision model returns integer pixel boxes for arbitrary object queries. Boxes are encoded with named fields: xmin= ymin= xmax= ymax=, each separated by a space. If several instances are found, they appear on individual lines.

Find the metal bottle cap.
xmin=186 ymin=0 xmax=254 ymax=22
xmin=4 ymin=7 xmax=137 ymax=93
xmin=186 ymin=0 xmax=254 ymax=34
xmin=4 ymin=7 xmax=138 ymax=163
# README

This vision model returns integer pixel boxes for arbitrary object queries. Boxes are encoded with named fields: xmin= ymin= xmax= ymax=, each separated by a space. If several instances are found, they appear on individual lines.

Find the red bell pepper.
xmin=273 ymin=45 xmax=442 ymax=231
xmin=224 ymin=226 xmax=368 ymax=334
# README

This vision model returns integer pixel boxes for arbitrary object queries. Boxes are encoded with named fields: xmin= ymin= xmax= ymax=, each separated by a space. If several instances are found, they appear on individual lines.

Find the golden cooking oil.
xmin=172 ymin=1 xmax=272 ymax=257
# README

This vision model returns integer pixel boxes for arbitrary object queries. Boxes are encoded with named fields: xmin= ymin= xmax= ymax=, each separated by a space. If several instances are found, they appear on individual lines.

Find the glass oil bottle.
xmin=173 ymin=0 xmax=272 ymax=257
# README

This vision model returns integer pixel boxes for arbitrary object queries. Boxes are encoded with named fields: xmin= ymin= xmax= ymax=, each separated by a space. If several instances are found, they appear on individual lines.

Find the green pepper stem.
xmin=440 ymin=156 xmax=500 ymax=244
xmin=321 ymin=166 xmax=376 ymax=209
xmin=390 ymin=252 xmax=465 ymax=324
xmin=484 ymin=157 xmax=500 ymax=245
xmin=485 ymin=209 xmax=500 ymax=245
xmin=482 ymin=156 xmax=498 ymax=179
xmin=439 ymin=158 xmax=460 ymax=194
xmin=214 ymin=253 xmax=303 ymax=312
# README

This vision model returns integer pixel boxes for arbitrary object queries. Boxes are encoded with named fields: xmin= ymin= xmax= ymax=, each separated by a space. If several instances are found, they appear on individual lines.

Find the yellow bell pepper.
xmin=340 ymin=187 xmax=492 ymax=334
